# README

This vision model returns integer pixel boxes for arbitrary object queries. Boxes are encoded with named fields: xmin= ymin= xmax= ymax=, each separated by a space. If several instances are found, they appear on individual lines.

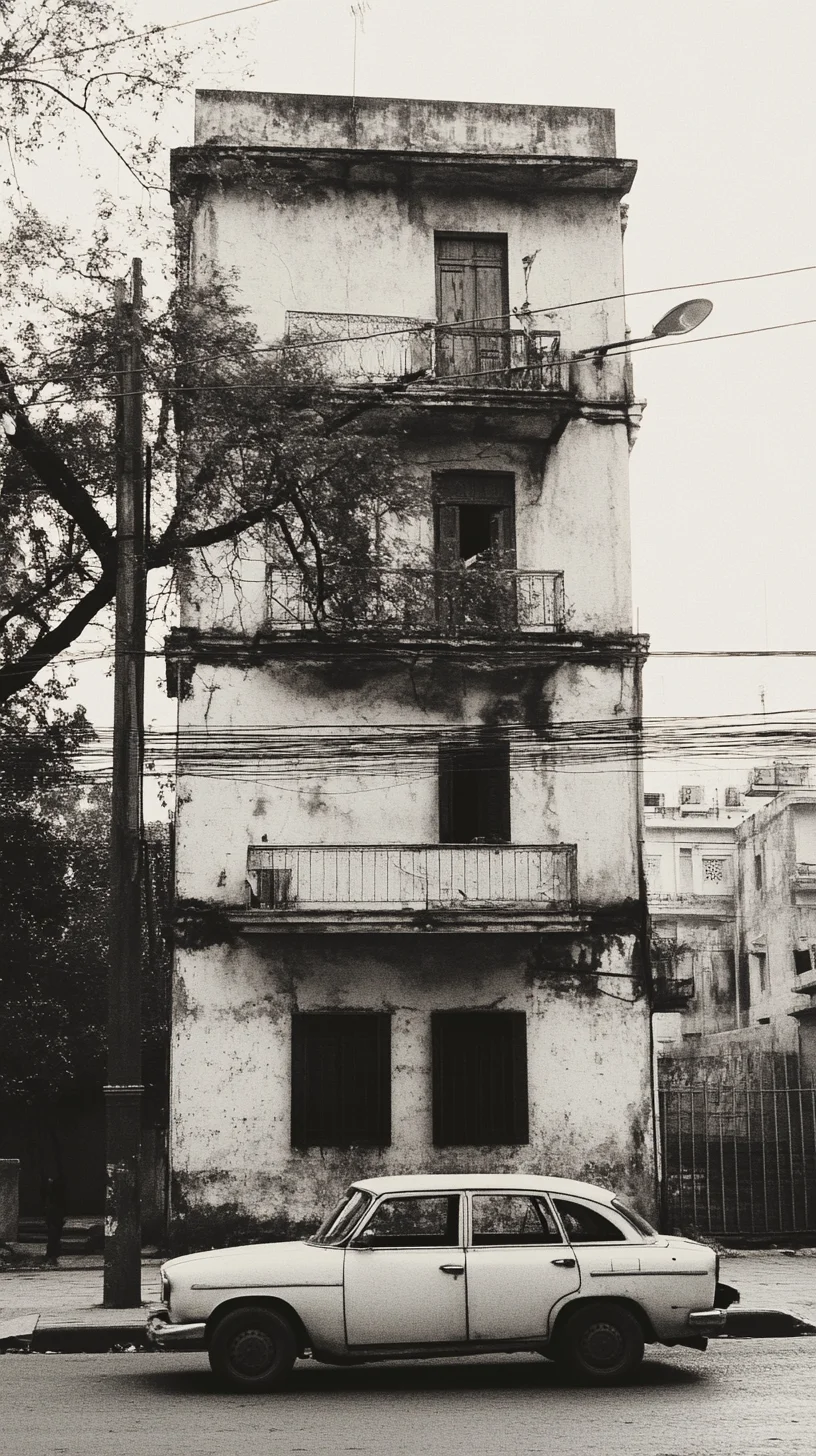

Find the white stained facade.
xmin=166 ymin=92 xmax=657 ymax=1236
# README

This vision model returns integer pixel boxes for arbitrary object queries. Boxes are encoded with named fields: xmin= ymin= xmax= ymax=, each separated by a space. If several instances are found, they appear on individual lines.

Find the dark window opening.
xmin=794 ymin=947 xmax=813 ymax=976
xmin=737 ymin=951 xmax=751 ymax=1027
xmin=553 ymin=1198 xmax=627 ymax=1244
xmin=754 ymin=853 xmax=763 ymax=890
xmin=456 ymin=505 xmax=501 ymax=562
xmin=432 ymin=1011 xmax=528 ymax=1146
xmin=353 ymin=1195 xmax=461 ymax=1249
xmin=471 ymin=1194 xmax=561 ymax=1245
xmin=438 ymin=738 xmax=511 ymax=844
xmin=291 ymin=1013 xmax=390 ymax=1148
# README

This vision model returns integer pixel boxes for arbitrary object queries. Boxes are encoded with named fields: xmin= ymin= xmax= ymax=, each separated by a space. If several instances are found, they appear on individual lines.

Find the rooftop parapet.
xmin=193 ymin=90 xmax=617 ymax=158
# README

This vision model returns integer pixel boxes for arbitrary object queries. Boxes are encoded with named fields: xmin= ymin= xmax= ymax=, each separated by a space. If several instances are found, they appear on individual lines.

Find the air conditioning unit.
xmin=680 ymin=785 xmax=703 ymax=806
xmin=644 ymin=792 xmax=665 ymax=809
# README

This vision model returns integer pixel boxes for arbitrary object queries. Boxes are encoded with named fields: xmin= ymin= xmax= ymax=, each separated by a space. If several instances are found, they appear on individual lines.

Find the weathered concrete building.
xmin=645 ymin=786 xmax=747 ymax=1053
xmin=166 ymin=91 xmax=655 ymax=1236
xmin=647 ymin=768 xmax=816 ymax=1078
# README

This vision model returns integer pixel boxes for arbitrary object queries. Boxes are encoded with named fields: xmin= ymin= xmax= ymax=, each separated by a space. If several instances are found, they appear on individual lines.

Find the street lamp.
xmin=577 ymin=298 xmax=713 ymax=359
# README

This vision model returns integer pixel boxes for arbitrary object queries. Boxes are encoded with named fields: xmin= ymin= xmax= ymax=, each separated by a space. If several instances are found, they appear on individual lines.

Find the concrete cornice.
xmin=170 ymin=145 xmax=638 ymax=201
xmin=165 ymin=626 xmax=650 ymax=692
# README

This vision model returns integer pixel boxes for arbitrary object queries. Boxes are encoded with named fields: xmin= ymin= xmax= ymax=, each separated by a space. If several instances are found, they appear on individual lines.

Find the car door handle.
xmin=439 ymin=1264 xmax=465 ymax=1277
xmin=551 ymin=1257 xmax=576 ymax=1268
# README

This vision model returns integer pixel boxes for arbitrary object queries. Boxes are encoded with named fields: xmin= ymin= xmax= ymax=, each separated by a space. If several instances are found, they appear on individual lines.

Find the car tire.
xmin=557 ymin=1302 xmax=645 ymax=1386
xmin=208 ymin=1305 xmax=298 ymax=1393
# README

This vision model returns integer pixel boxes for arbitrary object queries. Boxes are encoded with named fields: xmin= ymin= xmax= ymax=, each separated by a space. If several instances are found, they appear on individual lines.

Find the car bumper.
xmin=146 ymin=1309 xmax=207 ymax=1350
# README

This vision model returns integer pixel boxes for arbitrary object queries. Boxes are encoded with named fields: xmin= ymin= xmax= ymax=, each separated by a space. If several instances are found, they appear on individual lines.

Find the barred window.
xmin=291 ymin=1013 xmax=391 ymax=1148
xmin=702 ymin=857 xmax=729 ymax=888
xmin=432 ymin=1011 xmax=528 ymax=1146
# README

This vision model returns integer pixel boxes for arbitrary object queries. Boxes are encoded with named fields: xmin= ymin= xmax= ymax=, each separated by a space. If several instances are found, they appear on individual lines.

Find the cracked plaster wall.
xmin=170 ymin=932 xmax=655 ymax=1228
xmin=174 ymin=656 xmax=640 ymax=911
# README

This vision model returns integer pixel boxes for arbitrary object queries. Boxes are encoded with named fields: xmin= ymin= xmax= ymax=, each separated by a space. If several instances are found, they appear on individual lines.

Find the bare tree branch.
xmin=0 ymin=568 xmax=116 ymax=706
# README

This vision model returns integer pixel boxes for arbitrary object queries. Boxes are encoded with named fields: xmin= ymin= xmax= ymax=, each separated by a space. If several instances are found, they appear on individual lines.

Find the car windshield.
xmin=611 ymin=1198 xmax=658 ymax=1238
xmin=309 ymin=1188 xmax=374 ymax=1246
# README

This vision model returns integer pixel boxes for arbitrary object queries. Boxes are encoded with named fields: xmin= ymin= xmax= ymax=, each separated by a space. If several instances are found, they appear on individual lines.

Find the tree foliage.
xmin=0 ymin=0 xmax=188 ymax=187
xmin=0 ymin=207 xmax=410 ymax=705
xmin=0 ymin=681 xmax=170 ymax=1108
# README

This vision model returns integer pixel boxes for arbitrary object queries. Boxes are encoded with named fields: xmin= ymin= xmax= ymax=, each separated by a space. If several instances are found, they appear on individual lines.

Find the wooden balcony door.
xmin=435 ymin=235 xmax=509 ymax=384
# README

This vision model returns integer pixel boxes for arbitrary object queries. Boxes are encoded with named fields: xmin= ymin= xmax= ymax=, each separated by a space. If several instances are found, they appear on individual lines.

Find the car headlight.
xmin=160 ymin=1271 xmax=171 ymax=1307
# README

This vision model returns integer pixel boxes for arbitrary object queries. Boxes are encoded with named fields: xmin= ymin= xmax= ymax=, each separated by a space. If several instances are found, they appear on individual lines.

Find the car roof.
xmin=351 ymin=1173 xmax=618 ymax=1204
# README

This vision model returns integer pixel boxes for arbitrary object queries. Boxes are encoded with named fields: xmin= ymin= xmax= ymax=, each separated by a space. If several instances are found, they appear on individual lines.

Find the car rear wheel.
xmin=208 ymin=1306 xmax=298 ymax=1393
xmin=556 ymin=1302 xmax=645 ymax=1385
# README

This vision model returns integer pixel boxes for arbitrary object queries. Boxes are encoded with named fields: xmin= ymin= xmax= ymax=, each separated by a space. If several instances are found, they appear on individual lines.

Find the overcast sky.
xmin=18 ymin=0 xmax=816 ymax=799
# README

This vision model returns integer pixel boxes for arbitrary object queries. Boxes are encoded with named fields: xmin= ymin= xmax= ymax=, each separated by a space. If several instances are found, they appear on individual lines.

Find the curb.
xmin=1 ymin=1315 xmax=150 ymax=1354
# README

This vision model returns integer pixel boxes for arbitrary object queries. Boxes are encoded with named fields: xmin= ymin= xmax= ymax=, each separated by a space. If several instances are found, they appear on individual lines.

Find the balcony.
xmin=285 ymin=311 xmax=567 ymax=393
xmin=265 ymin=565 xmax=566 ymax=637
xmin=652 ymin=974 xmax=695 ymax=1011
xmin=239 ymin=843 xmax=578 ymax=931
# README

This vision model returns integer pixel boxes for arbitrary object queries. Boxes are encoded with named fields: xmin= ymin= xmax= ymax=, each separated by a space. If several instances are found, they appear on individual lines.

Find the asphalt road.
xmin=2 ymin=1340 xmax=814 ymax=1456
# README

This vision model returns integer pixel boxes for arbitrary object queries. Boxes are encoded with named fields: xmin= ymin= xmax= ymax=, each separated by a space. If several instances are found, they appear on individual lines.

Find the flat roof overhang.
xmin=171 ymin=145 xmax=638 ymax=201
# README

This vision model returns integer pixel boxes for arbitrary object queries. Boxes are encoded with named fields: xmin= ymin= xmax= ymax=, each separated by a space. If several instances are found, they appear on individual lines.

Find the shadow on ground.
xmin=131 ymin=1354 xmax=704 ymax=1399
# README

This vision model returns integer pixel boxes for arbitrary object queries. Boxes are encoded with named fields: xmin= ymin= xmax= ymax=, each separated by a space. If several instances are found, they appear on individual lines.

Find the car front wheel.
xmin=556 ymin=1302 xmax=645 ymax=1385
xmin=208 ymin=1305 xmax=298 ymax=1393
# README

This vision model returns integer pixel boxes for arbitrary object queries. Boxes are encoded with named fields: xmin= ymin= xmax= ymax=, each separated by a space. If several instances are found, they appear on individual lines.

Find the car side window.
xmin=553 ymin=1197 xmax=627 ymax=1243
xmin=354 ymin=1195 xmax=461 ymax=1248
xmin=471 ymin=1194 xmax=562 ymax=1245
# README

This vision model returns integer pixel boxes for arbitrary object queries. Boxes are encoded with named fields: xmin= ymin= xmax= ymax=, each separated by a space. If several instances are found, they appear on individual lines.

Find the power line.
xmin=4 ymin=259 xmax=816 ymax=392
xmin=9 ymin=306 xmax=816 ymax=408
xmin=21 ymin=0 xmax=289 ymax=69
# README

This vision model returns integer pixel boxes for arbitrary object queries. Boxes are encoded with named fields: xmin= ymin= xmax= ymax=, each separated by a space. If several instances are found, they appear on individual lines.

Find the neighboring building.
xmin=166 ymin=91 xmax=655 ymax=1234
xmin=645 ymin=785 xmax=748 ymax=1053
xmin=733 ymin=785 xmax=816 ymax=1076
xmin=647 ymin=769 xmax=816 ymax=1078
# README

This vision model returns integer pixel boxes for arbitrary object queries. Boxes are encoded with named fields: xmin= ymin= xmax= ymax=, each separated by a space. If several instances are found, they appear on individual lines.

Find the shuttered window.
xmin=291 ymin=1013 xmax=391 ymax=1148
xmin=432 ymin=1011 xmax=528 ymax=1146
xmin=435 ymin=234 xmax=509 ymax=384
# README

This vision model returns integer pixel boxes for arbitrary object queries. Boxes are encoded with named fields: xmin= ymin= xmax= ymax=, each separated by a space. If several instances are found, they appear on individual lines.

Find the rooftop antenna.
xmin=350 ymin=1 xmax=370 ymax=105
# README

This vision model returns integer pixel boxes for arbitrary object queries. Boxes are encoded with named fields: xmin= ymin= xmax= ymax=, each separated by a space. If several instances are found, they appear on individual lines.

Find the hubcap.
xmin=229 ymin=1328 xmax=277 ymax=1377
xmin=579 ymin=1320 xmax=625 ymax=1369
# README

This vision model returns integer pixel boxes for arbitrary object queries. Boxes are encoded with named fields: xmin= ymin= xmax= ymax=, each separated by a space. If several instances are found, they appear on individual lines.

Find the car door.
xmin=343 ymin=1193 xmax=467 ymax=1346
xmin=465 ymin=1192 xmax=581 ymax=1342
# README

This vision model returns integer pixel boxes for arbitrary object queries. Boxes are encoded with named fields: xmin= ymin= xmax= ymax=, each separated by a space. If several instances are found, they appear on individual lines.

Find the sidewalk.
xmin=1 ymin=1251 xmax=815 ymax=1354
xmin=0 ymin=1259 xmax=162 ymax=1352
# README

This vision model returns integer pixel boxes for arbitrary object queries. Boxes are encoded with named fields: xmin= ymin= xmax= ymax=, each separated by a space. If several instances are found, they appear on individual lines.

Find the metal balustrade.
xmin=265 ymin=565 xmax=566 ymax=635
xmin=246 ymin=843 xmax=577 ymax=912
xmin=284 ymin=311 xmax=566 ymax=392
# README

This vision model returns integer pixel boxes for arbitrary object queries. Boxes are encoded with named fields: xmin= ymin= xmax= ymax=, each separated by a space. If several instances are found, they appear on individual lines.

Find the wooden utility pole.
xmin=104 ymin=261 xmax=146 ymax=1307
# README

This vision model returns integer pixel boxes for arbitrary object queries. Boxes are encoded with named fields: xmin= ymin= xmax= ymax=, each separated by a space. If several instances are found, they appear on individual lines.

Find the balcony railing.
xmin=284 ymin=311 xmax=566 ymax=392
xmin=246 ymin=844 xmax=577 ymax=912
xmin=266 ymin=565 xmax=566 ymax=636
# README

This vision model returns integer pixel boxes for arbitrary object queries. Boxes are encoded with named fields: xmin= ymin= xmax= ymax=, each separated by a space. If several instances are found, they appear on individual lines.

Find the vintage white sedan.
xmin=147 ymin=1173 xmax=738 ymax=1390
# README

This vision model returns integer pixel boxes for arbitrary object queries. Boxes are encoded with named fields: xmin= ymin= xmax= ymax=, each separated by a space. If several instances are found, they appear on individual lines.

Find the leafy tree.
xmin=0 ymin=208 xmax=410 ymax=707
xmin=1 ymin=0 xmax=188 ymax=187
xmin=0 ymin=680 xmax=170 ymax=1226
xmin=0 ymin=681 xmax=170 ymax=1107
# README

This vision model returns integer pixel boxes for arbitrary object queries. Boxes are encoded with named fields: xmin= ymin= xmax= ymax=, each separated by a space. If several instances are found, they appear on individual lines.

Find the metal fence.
xmin=659 ymin=1070 xmax=816 ymax=1237
xmin=283 ymin=310 xmax=567 ymax=392
xmin=266 ymin=566 xmax=566 ymax=636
